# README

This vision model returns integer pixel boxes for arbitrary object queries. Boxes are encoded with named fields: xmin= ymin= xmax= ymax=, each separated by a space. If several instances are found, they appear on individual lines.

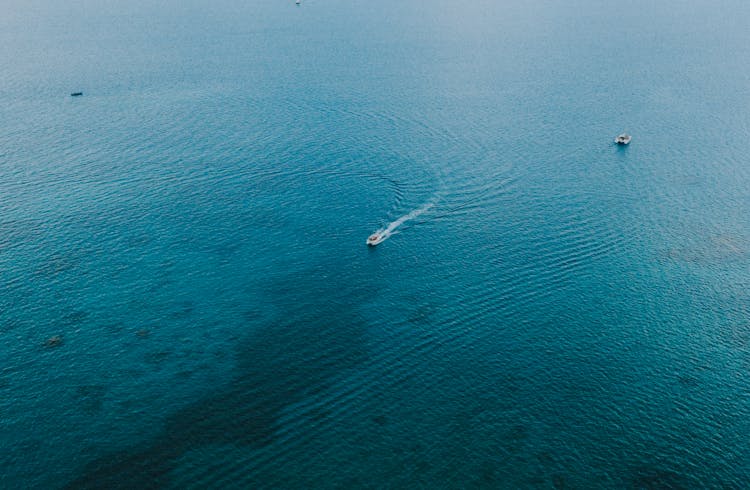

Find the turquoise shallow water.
xmin=2 ymin=0 xmax=750 ymax=488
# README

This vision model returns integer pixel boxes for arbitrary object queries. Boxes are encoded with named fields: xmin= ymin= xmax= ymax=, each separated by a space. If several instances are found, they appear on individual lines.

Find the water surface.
xmin=2 ymin=0 xmax=750 ymax=487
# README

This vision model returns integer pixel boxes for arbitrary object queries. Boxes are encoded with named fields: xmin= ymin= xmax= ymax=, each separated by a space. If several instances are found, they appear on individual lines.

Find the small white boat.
xmin=615 ymin=133 xmax=632 ymax=145
xmin=367 ymin=232 xmax=385 ymax=246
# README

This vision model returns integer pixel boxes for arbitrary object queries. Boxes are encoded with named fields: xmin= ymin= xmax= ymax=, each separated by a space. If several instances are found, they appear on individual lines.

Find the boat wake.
xmin=368 ymin=201 xmax=436 ymax=246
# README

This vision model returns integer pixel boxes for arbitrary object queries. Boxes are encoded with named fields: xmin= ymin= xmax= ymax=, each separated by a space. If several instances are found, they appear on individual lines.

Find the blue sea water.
xmin=2 ymin=0 xmax=750 ymax=487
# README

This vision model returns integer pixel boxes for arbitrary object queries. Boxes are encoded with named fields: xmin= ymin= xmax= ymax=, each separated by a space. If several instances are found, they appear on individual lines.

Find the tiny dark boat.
xmin=71 ymin=92 xmax=83 ymax=97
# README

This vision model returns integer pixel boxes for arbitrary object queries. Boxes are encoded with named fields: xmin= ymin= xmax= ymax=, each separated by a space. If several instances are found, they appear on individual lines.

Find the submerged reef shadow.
xmin=629 ymin=466 xmax=688 ymax=489
xmin=76 ymin=385 xmax=108 ymax=414
xmin=65 ymin=261 xmax=374 ymax=489
xmin=663 ymin=233 xmax=747 ymax=264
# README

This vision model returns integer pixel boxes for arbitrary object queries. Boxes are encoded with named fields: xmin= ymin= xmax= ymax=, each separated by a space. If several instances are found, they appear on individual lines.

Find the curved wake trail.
xmin=371 ymin=201 xmax=435 ymax=244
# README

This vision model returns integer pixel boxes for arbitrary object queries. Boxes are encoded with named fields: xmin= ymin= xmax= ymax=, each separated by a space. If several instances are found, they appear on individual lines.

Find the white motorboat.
xmin=366 ymin=232 xmax=385 ymax=246
xmin=615 ymin=133 xmax=632 ymax=145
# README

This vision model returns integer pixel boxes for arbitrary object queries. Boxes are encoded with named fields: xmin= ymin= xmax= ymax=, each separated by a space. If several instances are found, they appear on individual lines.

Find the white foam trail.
xmin=372 ymin=201 xmax=435 ymax=243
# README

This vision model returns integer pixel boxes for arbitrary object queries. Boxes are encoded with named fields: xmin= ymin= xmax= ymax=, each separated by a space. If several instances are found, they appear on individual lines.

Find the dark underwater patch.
xmin=0 ymin=218 xmax=46 ymax=252
xmin=65 ymin=260 xmax=374 ymax=488
xmin=144 ymin=351 xmax=172 ymax=367
xmin=551 ymin=473 xmax=567 ymax=489
xmin=478 ymin=459 xmax=498 ymax=486
xmin=504 ymin=424 xmax=529 ymax=454
xmin=44 ymin=335 xmax=64 ymax=348
xmin=202 ymin=239 xmax=243 ymax=258
xmin=630 ymin=466 xmax=688 ymax=489
xmin=35 ymin=253 xmax=78 ymax=278
xmin=242 ymin=309 xmax=263 ymax=322
xmin=76 ymin=385 xmax=107 ymax=413
xmin=407 ymin=302 xmax=438 ymax=325
xmin=175 ymin=370 xmax=194 ymax=379
xmin=721 ymin=323 xmax=750 ymax=350
xmin=62 ymin=310 xmax=90 ymax=324
xmin=1 ymin=318 xmax=27 ymax=333
xmin=676 ymin=374 xmax=700 ymax=388
xmin=125 ymin=233 xmax=152 ymax=248
xmin=662 ymin=234 xmax=747 ymax=264
xmin=169 ymin=300 xmax=195 ymax=319
xmin=104 ymin=322 xmax=126 ymax=334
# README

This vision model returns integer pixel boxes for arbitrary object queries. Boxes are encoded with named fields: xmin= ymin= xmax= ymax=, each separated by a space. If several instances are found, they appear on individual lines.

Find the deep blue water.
xmin=2 ymin=0 xmax=750 ymax=488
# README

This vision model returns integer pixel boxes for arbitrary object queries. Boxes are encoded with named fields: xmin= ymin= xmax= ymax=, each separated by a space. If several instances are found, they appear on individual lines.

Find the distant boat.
xmin=70 ymin=92 xmax=83 ymax=97
xmin=367 ymin=232 xmax=385 ymax=246
xmin=614 ymin=133 xmax=631 ymax=145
